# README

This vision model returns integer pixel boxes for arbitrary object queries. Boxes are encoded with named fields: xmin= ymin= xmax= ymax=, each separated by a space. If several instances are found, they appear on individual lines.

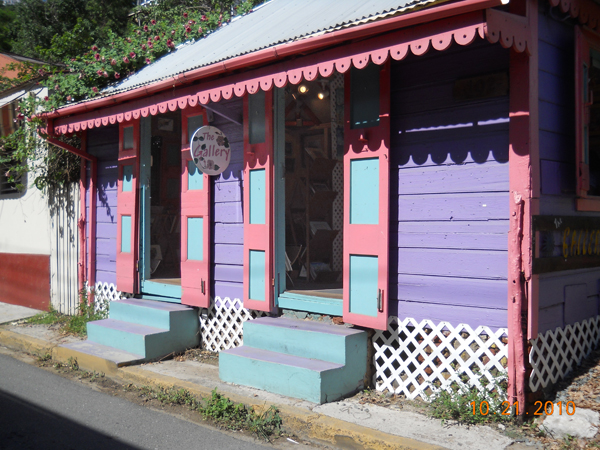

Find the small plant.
xmin=427 ymin=377 xmax=511 ymax=425
xmin=25 ymin=288 xmax=108 ymax=337
xmin=66 ymin=357 xmax=79 ymax=371
xmin=201 ymin=388 xmax=282 ymax=440
xmin=133 ymin=385 xmax=281 ymax=441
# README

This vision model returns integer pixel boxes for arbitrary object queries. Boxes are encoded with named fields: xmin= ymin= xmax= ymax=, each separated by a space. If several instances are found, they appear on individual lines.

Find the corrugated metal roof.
xmin=103 ymin=0 xmax=442 ymax=95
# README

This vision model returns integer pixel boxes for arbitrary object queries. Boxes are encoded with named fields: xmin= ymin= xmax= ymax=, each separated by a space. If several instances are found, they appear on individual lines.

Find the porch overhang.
xmin=46 ymin=0 xmax=531 ymax=136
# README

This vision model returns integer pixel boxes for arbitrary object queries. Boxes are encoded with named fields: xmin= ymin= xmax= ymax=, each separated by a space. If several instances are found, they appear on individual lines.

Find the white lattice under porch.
xmin=374 ymin=317 xmax=509 ymax=401
xmin=200 ymin=297 xmax=267 ymax=352
xmin=86 ymin=281 xmax=131 ymax=313
xmin=529 ymin=315 xmax=600 ymax=392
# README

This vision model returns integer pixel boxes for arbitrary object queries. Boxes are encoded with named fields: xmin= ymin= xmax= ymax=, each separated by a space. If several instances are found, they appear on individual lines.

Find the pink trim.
xmin=116 ymin=120 xmax=140 ymax=293
xmin=342 ymin=61 xmax=391 ymax=331
xmin=242 ymin=90 xmax=275 ymax=313
xmin=78 ymin=136 xmax=87 ymax=299
xmin=45 ymin=9 xmax=532 ymax=135
xmin=548 ymin=0 xmax=600 ymax=33
xmin=506 ymin=0 xmax=537 ymax=411
xmin=180 ymin=106 xmax=211 ymax=307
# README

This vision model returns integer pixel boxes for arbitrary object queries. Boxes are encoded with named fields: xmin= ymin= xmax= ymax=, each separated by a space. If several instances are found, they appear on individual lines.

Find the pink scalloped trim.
xmin=52 ymin=12 xmax=517 ymax=135
xmin=549 ymin=0 xmax=600 ymax=31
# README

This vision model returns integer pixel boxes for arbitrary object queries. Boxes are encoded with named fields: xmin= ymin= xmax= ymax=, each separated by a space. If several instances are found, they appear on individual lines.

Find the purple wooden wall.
xmin=210 ymin=98 xmax=245 ymax=301
xmin=389 ymin=40 xmax=510 ymax=329
xmin=536 ymin=5 xmax=600 ymax=333
xmin=86 ymin=125 xmax=119 ymax=286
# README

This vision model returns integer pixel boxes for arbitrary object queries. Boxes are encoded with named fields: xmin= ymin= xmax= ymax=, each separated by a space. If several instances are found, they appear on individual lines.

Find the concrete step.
xmin=219 ymin=317 xmax=368 ymax=404
xmin=87 ymin=319 xmax=171 ymax=360
xmin=109 ymin=298 xmax=196 ymax=330
xmin=219 ymin=346 xmax=350 ymax=404
xmin=57 ymin=341 xmax=145 ymax=368
xmin=243 ymin=316 xmax=366 ymax=364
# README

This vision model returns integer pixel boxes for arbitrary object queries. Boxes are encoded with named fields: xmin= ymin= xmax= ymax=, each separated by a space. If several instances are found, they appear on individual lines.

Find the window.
xmin=0 ymin=102 xmax=21 ymax=194
xmin=576 ymin=27 xmax=600 ymax=209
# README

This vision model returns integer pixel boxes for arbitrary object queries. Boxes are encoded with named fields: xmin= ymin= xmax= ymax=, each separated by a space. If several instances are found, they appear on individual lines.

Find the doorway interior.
xmin=277 ymin=74 xmax=345 ymax=313
xmin=139 ymin=111 xmax=183 ymax=301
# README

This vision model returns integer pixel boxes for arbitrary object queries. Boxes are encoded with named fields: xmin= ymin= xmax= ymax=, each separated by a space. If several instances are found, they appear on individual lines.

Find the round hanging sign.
xmin=190 ymin=126 xmax=231 ymax=176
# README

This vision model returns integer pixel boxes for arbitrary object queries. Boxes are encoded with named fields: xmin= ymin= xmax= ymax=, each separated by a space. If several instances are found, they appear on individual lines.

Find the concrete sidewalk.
xmin=0 ymin=304 xmax=519 ymax=450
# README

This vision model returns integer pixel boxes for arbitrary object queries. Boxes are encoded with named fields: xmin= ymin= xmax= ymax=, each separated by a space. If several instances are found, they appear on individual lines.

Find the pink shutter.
xmin=116 ymin=120 xmax=140 ymax=293
xmin=243 ymin=90 xmax=275 ymax=312
xmin=342 ymin=62 xmax=390 ymax=330
xmin=181 ymin=107 xmax=211 ymax=307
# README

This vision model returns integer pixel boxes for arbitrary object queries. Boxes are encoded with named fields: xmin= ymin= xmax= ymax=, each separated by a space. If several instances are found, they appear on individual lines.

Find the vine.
xmin=1 ymin=0 xmax=261 ymax=191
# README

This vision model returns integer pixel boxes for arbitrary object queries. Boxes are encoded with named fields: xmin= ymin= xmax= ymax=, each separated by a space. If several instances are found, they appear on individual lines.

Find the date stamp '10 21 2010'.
xmin=471 ymin=401 xmax=577 ymax=416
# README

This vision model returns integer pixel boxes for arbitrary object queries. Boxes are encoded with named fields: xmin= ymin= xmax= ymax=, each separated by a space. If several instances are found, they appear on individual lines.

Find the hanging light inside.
xmin=317 ymin=91 xmax=329 ymax=100
xmin=298 ymin=84 xmax=309 ymax=94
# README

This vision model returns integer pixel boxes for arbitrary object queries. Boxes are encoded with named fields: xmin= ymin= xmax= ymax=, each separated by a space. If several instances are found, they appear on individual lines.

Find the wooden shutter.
xmin=576 ymin=26 xmax=591 ymax=196
xmin=343 ymin=61 xmax=390 ymax=330
xmin=243 ymin=89 xmax=275 ymax=312
xmin=181 ymin=107 xmax=211 ymax=307
xmin=116 ymin=120 xmax=140 ymax=293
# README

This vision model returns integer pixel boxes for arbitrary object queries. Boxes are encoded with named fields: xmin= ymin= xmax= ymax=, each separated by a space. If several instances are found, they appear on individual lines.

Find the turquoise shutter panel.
xmin=343 ymin=61 xmax=391 ymax=330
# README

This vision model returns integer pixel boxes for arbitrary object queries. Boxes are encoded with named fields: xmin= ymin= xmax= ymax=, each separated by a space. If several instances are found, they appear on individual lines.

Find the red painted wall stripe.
xmin=0 ymin=253 xmax=50 ymax=310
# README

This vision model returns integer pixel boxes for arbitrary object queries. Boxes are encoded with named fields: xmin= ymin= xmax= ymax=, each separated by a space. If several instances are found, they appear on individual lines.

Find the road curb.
xmin=0 ymin=328 xmax=447 ymax=450
xmin=0 ymin=329 xmax=55 ymax=357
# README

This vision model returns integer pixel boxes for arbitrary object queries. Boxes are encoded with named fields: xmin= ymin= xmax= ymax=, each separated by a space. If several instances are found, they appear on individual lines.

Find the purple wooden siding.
xmin=210 ymin=97 xmax=245 ymax=300
xmin=86 ymin=125 xmax=119 ymax=286
xmin=536 ymin=7 xmax=600 ymax=333
xmin=390 ymin=40 xmax=510 ymax=329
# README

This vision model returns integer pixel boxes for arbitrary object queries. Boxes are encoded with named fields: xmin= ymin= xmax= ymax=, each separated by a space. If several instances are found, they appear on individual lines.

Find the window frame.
xmin=576 ymin=26 xmax=600 ymax=210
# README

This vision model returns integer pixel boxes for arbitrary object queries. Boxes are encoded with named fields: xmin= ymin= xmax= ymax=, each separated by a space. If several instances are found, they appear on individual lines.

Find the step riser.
xmin=220 ymin=351 xmax=357 ymax=404
xmin=109 ymin=302 xmax=172 ymax=329
xmin=243 ymin=321 xmax=367 ymax=365
xmin=87 ymin=322 xmax=166 ymax=358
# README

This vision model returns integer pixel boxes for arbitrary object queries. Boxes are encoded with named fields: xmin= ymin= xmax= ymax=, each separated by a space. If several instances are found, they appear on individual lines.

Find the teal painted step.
xmin=87 ymin=319 xmax=172 ymax=360
xmin=220 ymin=346 xmax=349 ymax=404
xmin=85 ymin=298 xmax=199 ymax=361
xmin=219 ymin=317 xmax=368 ymax=404
xmin=110 ymin=298 xmax=197 ymax=331
xmin=243 ymin=316 xmax=366 ymax=365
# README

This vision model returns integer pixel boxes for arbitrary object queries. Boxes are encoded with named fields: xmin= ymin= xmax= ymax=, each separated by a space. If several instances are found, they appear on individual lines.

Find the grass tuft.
xmin=26 ymin=290 xmax=107 ymax=337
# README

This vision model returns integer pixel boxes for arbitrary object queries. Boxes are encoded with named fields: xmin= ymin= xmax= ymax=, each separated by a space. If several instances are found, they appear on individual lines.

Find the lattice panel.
xmin=374 ymin=316 xmax=508 ymax=400
xmin=200 ymin=297 xmax=267 ymax=352
xmin=87 ymin=281 xmax=132 ymax=313
xmin=529 ymin=316 xmax=600 ymax=392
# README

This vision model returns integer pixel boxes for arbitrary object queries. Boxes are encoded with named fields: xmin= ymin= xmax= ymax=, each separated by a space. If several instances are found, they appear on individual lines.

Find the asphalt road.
xmin=0 ymin=352 xmax=279 ymax=450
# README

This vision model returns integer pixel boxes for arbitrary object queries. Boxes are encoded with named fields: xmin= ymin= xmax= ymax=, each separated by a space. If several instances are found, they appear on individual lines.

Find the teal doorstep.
xmin=219 ymin=317 xmax=367 ymax=404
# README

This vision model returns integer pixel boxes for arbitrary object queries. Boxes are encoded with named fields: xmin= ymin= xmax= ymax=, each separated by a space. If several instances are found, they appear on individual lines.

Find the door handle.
xmin=378 ymin=289 xmax=384 ymax=312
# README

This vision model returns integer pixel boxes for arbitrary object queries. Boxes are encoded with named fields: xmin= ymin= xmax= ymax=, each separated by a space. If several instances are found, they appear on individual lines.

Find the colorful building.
xmin=45 ymin=0 xmax=600 ymax=408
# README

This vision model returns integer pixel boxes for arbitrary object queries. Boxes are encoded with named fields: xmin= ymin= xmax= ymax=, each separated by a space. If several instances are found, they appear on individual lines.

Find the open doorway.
xmin=140 ymin=111 xmax=182 ymax=299
xmin=282 ymin=74 xmax=345 ymax=301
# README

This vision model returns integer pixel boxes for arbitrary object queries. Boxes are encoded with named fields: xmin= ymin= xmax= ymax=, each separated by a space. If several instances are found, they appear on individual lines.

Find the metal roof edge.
xmin=48 ymin=0 xmax=501 ymax=121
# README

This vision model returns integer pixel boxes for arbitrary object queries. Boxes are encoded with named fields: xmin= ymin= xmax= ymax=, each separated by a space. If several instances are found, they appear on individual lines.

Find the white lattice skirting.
xmin=374 ymin=317 xmax=509 ymax=401
xmin=86 ymin=281 xmax=131 ymax=313
xmin=529 ymin=315 xmax=600 ymax=392
xmin=200 ymin=297 xmax=267 ymax=352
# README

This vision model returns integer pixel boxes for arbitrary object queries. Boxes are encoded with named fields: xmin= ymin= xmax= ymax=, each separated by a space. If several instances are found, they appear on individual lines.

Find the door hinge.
xmin=271 ymin=278 xmax=275 ymax=286
xmin=135 ymin=260 xmax=140 ymax=272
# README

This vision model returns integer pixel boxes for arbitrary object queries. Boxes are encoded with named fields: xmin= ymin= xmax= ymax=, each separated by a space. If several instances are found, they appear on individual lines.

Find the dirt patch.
xmin=170 ymin=347 xmax=219 ymax=366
